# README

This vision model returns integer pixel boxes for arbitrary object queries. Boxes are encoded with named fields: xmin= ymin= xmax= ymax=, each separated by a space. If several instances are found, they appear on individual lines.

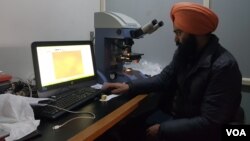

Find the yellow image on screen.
xmin=53 ymin=51 xmax=84 ymax=79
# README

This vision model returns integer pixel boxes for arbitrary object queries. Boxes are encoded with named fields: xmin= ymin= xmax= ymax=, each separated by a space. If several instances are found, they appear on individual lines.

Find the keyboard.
xmin=32 ymin=87 xmax=101 ymax=119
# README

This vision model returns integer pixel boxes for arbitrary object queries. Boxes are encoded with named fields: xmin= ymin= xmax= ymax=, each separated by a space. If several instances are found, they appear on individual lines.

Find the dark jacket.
xmin=128 ymin=35 xmax=242 ymax=141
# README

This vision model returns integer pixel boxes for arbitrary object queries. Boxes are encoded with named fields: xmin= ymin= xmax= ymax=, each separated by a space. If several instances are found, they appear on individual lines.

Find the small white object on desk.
xmin=99 ymin=94 xmax=119 ymax=102
xmin=90 ymin=83 xmax=120 ymax=101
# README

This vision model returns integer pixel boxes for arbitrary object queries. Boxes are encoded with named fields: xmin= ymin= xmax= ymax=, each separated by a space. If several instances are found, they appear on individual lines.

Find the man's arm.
xmin=129 ymin=60 xmax=177 ymax=95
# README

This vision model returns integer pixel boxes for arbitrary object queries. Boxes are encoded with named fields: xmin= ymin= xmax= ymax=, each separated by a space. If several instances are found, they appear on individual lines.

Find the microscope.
xmin=94 ymin=12 xmax=163 ymax=83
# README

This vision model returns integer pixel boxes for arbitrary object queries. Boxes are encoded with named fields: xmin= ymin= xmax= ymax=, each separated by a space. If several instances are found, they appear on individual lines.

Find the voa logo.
xmin=226 ymin=129 xmax=246 ymax=136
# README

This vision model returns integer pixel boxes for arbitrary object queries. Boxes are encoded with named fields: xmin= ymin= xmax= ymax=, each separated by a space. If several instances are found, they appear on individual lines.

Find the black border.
xmin=31 ymin=40 xmax=97 ymax=92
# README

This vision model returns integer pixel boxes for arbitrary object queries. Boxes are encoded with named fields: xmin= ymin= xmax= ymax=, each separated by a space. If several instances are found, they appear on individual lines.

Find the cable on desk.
xmin=43 ymin=104 xmax=96 ymax=130
xmin=52 ymin=115 xmax=95 ymax=130
xmin=46 ymin=104 xmax=96 ymax=115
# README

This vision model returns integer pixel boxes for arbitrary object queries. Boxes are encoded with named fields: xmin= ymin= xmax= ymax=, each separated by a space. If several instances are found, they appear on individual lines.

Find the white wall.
xmin=211 ymin=0 xmax=250 ymax=124
xmin=0 ymin=0 xmax=99 ymax=80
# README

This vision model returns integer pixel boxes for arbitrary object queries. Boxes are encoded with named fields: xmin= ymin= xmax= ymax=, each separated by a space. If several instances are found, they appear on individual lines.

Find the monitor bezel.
xmin=31 ymin=40 xmax=97 ymax=92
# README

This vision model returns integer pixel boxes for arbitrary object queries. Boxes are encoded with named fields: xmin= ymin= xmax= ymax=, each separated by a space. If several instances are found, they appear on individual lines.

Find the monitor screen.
xmin=31 ymin=41 xmax=97 ymax=92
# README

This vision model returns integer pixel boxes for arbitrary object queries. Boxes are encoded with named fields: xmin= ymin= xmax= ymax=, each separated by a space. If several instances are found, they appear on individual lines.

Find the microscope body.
xmin=94 ymin=12 xmax=146 ymax=83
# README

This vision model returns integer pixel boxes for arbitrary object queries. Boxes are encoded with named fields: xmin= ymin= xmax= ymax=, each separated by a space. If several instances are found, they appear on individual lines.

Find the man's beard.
xmin=176 ymin=35 xmax=197 ymax=62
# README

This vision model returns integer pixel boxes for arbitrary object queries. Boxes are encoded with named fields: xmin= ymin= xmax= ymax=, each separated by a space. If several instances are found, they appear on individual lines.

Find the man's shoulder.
xmin=212 ymin=47 xmax=239 ymax=70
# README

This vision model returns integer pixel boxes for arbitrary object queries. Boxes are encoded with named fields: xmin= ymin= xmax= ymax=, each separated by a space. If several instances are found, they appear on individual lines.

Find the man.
xmin=102 ymin=2 xmax=242 ymax=141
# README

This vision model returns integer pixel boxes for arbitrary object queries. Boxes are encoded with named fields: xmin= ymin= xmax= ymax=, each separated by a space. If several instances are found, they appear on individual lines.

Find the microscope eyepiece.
xmin=141 ymin=19 xmax=158 ymax=34
xmin=158 ymin=21 xmax=164 ymax=27
xmin=147 ymin=21 xmax=164 ymax=34
xmin=152 ymin=19 xmax=158 ymax=25
xmin=130 ymin=19 xmax=163 ymax=38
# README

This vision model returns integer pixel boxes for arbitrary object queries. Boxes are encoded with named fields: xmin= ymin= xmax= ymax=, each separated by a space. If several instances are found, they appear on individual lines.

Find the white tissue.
xmin=0 ymin=94 xmax=41 ymax=141
xmin=124 ymin=59 xmax=162 ymax=76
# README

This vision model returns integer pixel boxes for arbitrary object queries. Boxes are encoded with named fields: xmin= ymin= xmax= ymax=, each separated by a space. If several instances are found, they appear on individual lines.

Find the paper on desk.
xmin=0 ymin=94 xmax=47 ymax=141
xmin=91 ymin=83 xmax=103 ymax=89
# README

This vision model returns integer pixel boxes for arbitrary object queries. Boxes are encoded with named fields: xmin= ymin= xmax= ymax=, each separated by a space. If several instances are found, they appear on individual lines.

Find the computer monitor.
xmin=31 ymin=40 xmax=97 ymax=92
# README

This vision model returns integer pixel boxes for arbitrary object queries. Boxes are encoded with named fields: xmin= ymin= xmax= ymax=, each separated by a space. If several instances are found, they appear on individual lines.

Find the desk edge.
xmin=68 ymin=94 xmax=147 ymax=141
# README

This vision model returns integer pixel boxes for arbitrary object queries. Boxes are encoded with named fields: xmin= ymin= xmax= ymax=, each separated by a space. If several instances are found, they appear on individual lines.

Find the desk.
xmin=33 ymin=94 xmax=147 ymax=141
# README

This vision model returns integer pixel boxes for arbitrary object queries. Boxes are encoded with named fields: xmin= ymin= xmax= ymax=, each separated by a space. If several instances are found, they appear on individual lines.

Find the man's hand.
xmin=101 ymin=82 xmax=129 ymax=94
xmin=146 ymin=124 xmax=160 ymax=139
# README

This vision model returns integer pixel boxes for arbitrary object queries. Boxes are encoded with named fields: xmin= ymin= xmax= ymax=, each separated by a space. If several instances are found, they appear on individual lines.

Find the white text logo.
xmin=226 ymin=129 xmax=246 ymax=136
